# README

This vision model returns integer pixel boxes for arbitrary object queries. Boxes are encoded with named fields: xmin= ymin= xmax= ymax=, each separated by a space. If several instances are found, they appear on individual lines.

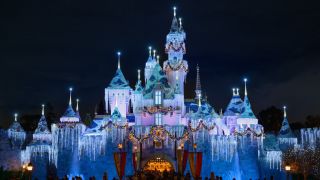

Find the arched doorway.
xmin=143 ymin=154 xmax=175 ymax=172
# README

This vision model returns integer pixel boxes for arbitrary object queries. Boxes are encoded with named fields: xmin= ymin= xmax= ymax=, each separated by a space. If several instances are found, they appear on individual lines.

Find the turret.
xmin=145 ymin=47 xmax=157 ymax=83
xmin=60 ymin=88 xmax=79 ymax=122
xmin=163 ymin=7 xmax=188 ymax=94
xmin=105 ymin=52 xmax=132 ymax=117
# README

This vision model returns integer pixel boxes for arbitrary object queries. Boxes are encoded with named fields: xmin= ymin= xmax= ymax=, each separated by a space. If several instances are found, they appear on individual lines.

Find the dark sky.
xmin=1 ymin=0 xmax=320 ymax=127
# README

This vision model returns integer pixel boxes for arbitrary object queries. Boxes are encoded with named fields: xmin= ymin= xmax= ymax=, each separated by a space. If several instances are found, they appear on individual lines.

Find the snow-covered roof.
xmin=63 ymin=105 xmax=77 ymax=117
xmin=143 ymin=63 xmax=174 ymax=99
xmin=224 ymin=95 xmax=244 ymax=116
xmin=239 ymin=96 xmax=256 ymax=119
xmin=108 ymin=69 xmax=130 ymax=89
xmin=8 ymin=121 xmax=25 ymax=133
xmin=34 ymin=115 xmax=50 ymax=134
xmin=134 ymin=80 xmax=144 ymax=93
xmin=188 ymin=102 xmax=219 ymax=120
xmin=278 ymin=117 xmax=295 ymax=138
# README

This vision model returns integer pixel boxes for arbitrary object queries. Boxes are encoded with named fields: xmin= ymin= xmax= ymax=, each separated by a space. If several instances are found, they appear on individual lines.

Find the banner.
xmin=132 ymin=152 xmax=140 ymax=172
xmin=177 ymin=150 xmax=188 ymax=175
xmin=114 ymin=152 xmax=127 ymax=180
xmin=188 ymin=152 xmax=202 ymax=179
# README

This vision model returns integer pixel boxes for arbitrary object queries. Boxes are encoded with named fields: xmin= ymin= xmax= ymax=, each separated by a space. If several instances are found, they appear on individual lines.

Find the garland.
xmin=234 ymin=128 xmax=264 ymax=137
xmin=188 ymin=120 xmax=216 ymax=132
xmin=100 ymin=121 xmax=128 ymax=130
xmin=164 ymin=61 xmax=188 ymax=72
xmin=142 ymin=106 xmax=179 ymax=115
xmin=165 ymin=43 xmax=186 ymax=53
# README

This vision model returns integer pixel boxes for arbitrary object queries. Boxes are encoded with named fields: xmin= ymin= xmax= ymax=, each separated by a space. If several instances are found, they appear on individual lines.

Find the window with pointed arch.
xmin=155 ymin=90 xmax=162 ymax=105
xmin=155 ymin=113 xmax=162 ymax=125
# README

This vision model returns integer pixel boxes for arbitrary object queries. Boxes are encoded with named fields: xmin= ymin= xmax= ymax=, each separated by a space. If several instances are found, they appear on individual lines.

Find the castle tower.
xmin=105 ymin=52 xmax=132 ymax=117
xmin=144 ymin=47 xmax=157 ymax=83
xmin=163 ymin=7 xmax=188 ymax=94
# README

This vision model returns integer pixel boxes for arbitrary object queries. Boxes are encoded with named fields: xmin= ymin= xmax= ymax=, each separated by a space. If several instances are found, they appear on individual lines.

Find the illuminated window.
xmin=155 ymin=91 xmax=162 ymax=105
xmin=155 ymin=113 xmax=162 ymax=125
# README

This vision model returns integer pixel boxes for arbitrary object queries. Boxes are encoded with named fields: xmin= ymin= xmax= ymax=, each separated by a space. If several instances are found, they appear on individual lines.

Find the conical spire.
xmin=171 ymin=6 xmax=179 ymax=32
xmin=153 ymin=50 xmax=156 ymax=60
xmin=196 ymin=64 xmax=201 ymax=91
xmin=117 ymin=51 xmax=121 ymax=69
xmin=244 ymin=78 xmax=248 ymax=96
xmin=283 ymin=106 xmax=287 ymax=118
xmin=278 ymin=106 xmax=295 ymax=138
xmin=14 ymin=113 xmax=18 ymax=122
xmin=156 ymin=55 xmax=160 ymax=64
xmin=69 ymin=87 xmax=73 ymax=106
xmin=76 ymin=99 xmax=79 ymax=112
xmin=41 ymin=104 xmax=45 ymax=116
xmin=135 ymin=69 xmax=144 ymax=93
xmin=179 ymin=17 xmax=183 ymax=31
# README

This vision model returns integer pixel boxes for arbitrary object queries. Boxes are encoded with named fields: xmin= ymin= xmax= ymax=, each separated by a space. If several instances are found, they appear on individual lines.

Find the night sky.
xmin=1 ymin=0 xmax=320 ymax=127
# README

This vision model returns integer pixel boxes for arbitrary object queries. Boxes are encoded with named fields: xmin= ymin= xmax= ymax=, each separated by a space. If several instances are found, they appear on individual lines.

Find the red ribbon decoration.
xmin=195 ymin=152 xmax=202 ymax=178
xmin=182 ymin=150 xmax=189 ymax=174
xmin=114 ymin=152 xmax=127 ymax=180
xmin=188 ymin=151 xmax=202 ymax=179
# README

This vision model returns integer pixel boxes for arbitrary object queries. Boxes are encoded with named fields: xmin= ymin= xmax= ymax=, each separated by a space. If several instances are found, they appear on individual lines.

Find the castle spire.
xmin=236 ymin=88 xmax=239 ymax=96
xmin=69 ymin=87 xmax=73 ymax=106
xmin=179 ymin=17 xmax=183 ymax=31
xmin=171 ymin=6 xmax=179 ymax=32
xmin=283 ymin=106 xmax=287 ymax=118
xmin=41 ymin=104 xmax=45 ymax=116
xmin=117 ymin=51 xmax=121 ymax=69
xmin=76 ymin=99 xmax=79 ymax=112
xmin=156 ymin=55 xmax=160 ymax=64
xmin=148 ymin=46 xmax=152 ymax=57
xmin=137 ymin=69 xmax=141 ymax=81
xmin=232 ymin=88 xmax=236 ymax=96
xmin=195 ymin=64 xmax=202 ymax=106
xmin=153 ymin=50 xmax=156 ymax=60
xmin=14 ymin=113 xmax=18 ymax=122
xmin=244 ymin=78 xmax=248 ymax=96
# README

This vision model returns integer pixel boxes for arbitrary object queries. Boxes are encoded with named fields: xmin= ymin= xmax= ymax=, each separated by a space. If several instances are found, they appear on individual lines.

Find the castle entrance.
xmin=143 ymin=154 xmax=174 ymax=172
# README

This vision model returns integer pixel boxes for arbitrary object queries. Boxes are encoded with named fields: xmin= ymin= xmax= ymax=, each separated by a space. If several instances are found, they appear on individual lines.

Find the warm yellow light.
xmin=285 ymin=165 xmax=291 ymax=171
xmin=118 ymin=143 xmax=123 ymax=150
xmin=27 ymin=162 xmax=33 ymax=171
xmin=193 ymin=143 xmax=197 ymax=149
xmin=22 ymin=164 xmax=26 ymax=169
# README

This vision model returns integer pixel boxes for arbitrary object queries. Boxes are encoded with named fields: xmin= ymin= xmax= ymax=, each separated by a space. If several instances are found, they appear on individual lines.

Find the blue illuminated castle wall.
xmin=2 ymin=7 xmax=317 ymax=180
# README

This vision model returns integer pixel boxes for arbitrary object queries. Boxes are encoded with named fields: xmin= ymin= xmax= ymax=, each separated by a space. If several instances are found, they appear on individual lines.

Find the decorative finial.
xmin=153 ymin=50 xmax=156 ymax=59
xmin=76 ymin=99 xmax=79 ymax=112
xmin=148 ymin=46 xmax=152 ymax=57
xmin=236 ymin=88 xmax=239 ymax=96
xmin=156 ymin=55 xmax=160 ymax=63
xmin=69 ymin=87 xmax=73 ymax=106
xmin=232 ymin=88 xmax=235 ymax=96
xmin=179 ymin=17 xmax=182 ymax=29
xmin=283 ymin=106 xmax=287 ymax=118
xmin=244 ymin=78 xmax=248 ymax=96
xmin=41 ymin=104 xmax=45 ymax=116
xmin=173 ymin=6 xmax=177 ymax=17
xmin=117 ymin=51 xmax=121 ymax=69
xmin=137 ymin=69 xmax=141 ymax=80
xmin=14 ymin=113 xmax=18 ymax=122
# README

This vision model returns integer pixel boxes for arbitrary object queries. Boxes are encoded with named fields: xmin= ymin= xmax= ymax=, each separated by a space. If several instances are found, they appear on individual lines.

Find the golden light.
xmin=193 ymin=143 xmax=197 ymax=149
xmin=118 ymin=143 xmax=123 ymax=150
xmin=26 ymin=162 xmax=33 ymax=171
xmin=285 ymin=165 xmax=291 ymax=171
xmin=22 ymin=164 xmax=26 ymax=169
xmin=134 ymin=146 xmax=138 ymax=151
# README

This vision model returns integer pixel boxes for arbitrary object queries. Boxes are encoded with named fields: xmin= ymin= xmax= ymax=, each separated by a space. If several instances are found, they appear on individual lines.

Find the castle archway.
xmin=143 ymin=153 xmax=175 ymax=172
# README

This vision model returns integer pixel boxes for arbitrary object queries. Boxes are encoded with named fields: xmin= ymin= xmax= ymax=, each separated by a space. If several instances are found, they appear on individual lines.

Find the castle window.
xmin=155 ymin=90 xmax=162 ymax=105
xmin=155 ymin=113 xmax=162 ymax=125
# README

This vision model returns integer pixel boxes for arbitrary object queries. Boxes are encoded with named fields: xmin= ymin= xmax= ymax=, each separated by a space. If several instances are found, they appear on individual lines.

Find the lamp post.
xmin=118 ymin=143 xmax=123 ymax=152
xmin=193 ymin=143 xmax=197 ymax=152
xmin=285 ymin=165 xmax=291 ymax=180
xmin=26 ymin=162 xmax=33 ymax=180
